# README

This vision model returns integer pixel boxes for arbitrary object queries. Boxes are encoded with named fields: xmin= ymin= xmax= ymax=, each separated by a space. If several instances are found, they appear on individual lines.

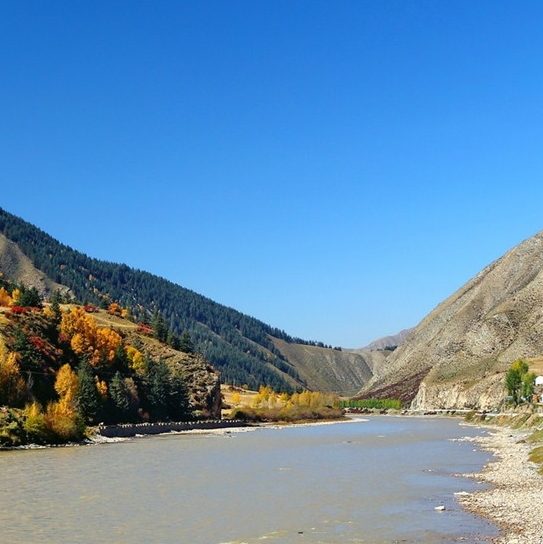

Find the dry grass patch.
xmin=221 ymin=385 xmax=258 ymax=413
xmin=527 ymin=356 xmax=543 ymax=376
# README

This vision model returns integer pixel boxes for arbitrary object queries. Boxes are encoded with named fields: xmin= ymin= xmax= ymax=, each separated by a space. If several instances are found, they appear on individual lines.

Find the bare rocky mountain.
xmin=359 ymin=230 xmax=543 ymax=410
xmin=272 ymin=338 xmax=391 ymax=396
xmin=270 ymin=330 xmax=409 ymax=396
xmin=353 ymin=329 xmax=412 ymax=352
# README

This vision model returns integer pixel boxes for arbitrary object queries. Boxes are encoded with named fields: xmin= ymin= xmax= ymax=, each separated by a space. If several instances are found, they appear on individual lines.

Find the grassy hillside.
xmin=272 ymin=338 xmax=388 ymax=396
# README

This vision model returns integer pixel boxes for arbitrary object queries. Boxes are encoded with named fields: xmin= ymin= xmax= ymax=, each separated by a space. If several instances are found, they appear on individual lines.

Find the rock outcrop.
xmin=123 ymin=330 xmax=222 ymax=418
xmin=360 ymin=230 xmax=543 ymax=410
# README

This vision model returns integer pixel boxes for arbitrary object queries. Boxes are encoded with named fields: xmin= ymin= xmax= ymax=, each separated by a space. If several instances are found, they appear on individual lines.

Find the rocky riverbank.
xmin=460 ymin=425 xmax=543 ymax=543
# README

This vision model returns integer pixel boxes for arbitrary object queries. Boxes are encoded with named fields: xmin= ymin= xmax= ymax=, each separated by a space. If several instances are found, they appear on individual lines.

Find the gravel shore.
xmin=460 ymin=425 xmax=543 ymax=544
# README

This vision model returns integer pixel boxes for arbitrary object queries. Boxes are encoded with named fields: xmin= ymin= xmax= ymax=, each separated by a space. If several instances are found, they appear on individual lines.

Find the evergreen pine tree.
xmin=50 ymin=290 xmax=62 ymax=322
xmin=166 ymin=330 xmax=180 ymax=350
xmin=168 ymin=371 xmax=191 ymax=420
xmin=76 ymin=359 xmax=101 ymax=424
xmin=179 ymin=331 xmax=194 ymax=354
xmin=109 ymin=371 xmax=130 ymax=420
xmin=145 ymin=358 xmax=171 ymax=421
xmin=151 ymin=311 xmax=168 ymax=343
xmin=16 ymin=285 xmax=42 ymax=307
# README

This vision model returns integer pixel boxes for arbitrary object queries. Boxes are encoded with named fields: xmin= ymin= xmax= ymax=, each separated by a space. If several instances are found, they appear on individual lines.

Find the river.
xmin=0 ymin=416 xmax=498 ymax=543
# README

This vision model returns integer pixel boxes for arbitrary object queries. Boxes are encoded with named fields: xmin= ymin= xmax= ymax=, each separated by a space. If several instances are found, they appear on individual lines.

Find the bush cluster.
xmin=229 ymin=386 xmax=343 ymax=423
xmin=340 ymin=398 xmax=401 ymax=410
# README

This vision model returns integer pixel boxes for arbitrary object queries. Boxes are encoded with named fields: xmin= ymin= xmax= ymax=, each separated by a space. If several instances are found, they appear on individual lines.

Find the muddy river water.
xmin=0 ymin=415 xmax=499 ymax=543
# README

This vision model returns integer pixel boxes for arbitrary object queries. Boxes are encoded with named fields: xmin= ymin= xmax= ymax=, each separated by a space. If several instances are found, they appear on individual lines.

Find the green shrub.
xmin=529 ymin=445 xmax=543 ymax=473
xmin=0 ymin=408 xmax=26 ymax=447
xmin=527 ymin=428 xmax=543 ymax=444
xmin=44 ymin=402 xmax=85 ymax=443
xmin=23 ymin=402 xmax=52 ymax=444
xmin=229 ymin=407 xmax=262 ymax=422
xmin=341 ymin=398 xmax=402 ymax=410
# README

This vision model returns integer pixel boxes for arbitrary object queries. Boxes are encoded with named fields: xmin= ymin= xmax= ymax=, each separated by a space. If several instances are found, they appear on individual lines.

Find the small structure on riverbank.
xmin=97 ymin=419 xmax=247 ymax=438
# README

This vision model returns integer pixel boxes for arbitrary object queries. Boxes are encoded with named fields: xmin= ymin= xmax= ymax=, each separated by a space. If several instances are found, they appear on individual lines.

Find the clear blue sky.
xmin=1 ymin=1 xmax=542 ymax=348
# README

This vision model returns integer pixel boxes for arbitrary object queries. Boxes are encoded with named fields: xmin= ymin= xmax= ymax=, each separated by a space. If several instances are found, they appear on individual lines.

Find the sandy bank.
xmin=460 ymin=425 xmax=543 ymax=543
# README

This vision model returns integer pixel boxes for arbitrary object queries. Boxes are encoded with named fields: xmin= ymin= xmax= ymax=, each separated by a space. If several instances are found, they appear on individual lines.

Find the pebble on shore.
xmin=460 ymin=426 xmax=543 ymax=544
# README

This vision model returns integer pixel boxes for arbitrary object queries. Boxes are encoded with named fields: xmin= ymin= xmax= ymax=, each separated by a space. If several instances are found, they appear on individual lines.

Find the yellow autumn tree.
xmin=0 ymin=340 xmax=25 ymax=405
xmin=279 ymin=392 xmax=289 ymax=405
xmin=60 ymin=306 xmax=93 ymax=340
xmin=288 ymin=392 xmax=299 ymax=407
xmin=44 ymin=364 xmax=83 ymax=442
xmin=0 ymin=287 xmax=12 ymax=307
xmin=23 ymin=401 xmax=49 ymax=443
xmin=250 ymin=385 xmax=282 ymax=409
xmin=310 ymin=391 xmax=323 ymax=408
xmin=10 ymin=288 xmax=21 ymax=305
xmin=44 ymin=401 xmax=83 ymax=442
xmin=298 ymin=390 xmax=312 ymax=407
xmin=55 ymin=363 xmax=79 ymax=408
xmin=95 ymin=328 xmax=123 ymax=363
xmin=125 ymin=345 xmax=145 ymax=375
xmin=95 ymin=378 xmax=108 ymax=401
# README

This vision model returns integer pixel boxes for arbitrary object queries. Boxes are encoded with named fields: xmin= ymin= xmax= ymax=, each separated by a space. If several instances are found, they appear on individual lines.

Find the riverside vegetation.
xmin=0 ymin=275 xmax=219 ymax=446
xmin=468 ymin=354 xmax=543 ymax=476
xmin=223 ymin=385 xmax=343 ymax=423
xmin=0 ymin=276 xmax=347 ymax=446
xmin=456 ymin=360 xmax=543 ymax=542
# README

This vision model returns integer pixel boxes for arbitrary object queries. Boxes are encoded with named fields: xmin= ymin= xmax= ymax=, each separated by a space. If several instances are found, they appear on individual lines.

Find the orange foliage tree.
xmin=107 ymin=302 xmax=122 ymax=316
xmin=60 ymin=306 xmax=123 ymax=366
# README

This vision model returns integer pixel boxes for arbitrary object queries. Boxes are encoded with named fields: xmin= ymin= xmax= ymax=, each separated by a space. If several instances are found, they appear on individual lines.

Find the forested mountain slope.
xmin=359 ymin=229 xmax=543 ymax=410
xmin=0 ymin=207 xmax=313 ymax=391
